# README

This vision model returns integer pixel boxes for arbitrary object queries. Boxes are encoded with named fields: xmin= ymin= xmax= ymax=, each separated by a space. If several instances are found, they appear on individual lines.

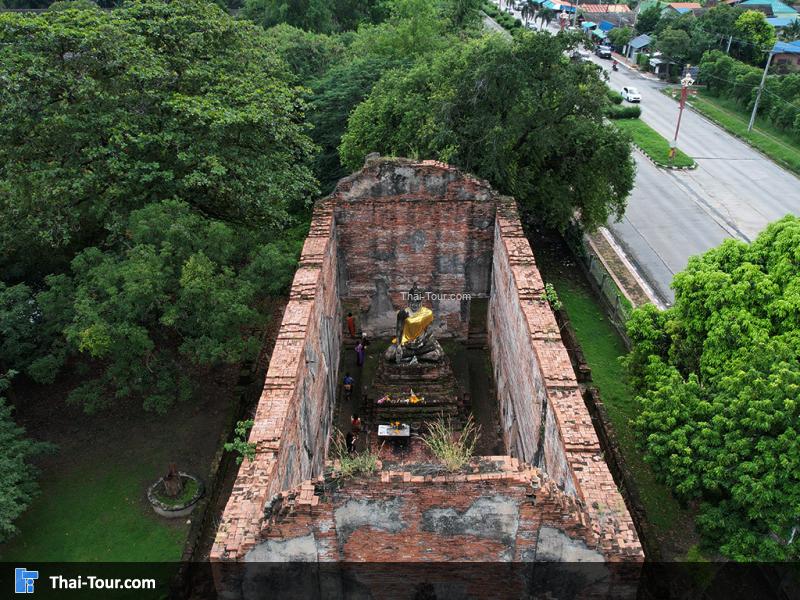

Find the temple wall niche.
xmin=329 ymin=158 xmax=496 ymax=339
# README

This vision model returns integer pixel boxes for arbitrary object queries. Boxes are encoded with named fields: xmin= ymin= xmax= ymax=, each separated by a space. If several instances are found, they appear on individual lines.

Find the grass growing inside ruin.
xmin=551 ymin=277 xmax=692 ymax=543
xmin=331 ymin=429 xmax=381 ymax=478
xmin=422 ymin=415 xmax=481 ymax=471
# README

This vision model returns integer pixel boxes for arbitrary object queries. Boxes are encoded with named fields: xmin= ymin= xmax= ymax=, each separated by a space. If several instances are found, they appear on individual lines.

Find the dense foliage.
xmin=636 ymin=4 xmax=778 ymax=69
xmin=699 ymin=51 xmax=800 ymax=141
xmin=0 ymin=0 xmax=315 ymax=412
xmin=241 ymin=0 xmax=386 ymax=33
xmin=0 ymin=374 xmax=53 ymax=543
xmin=625 ymin=216 xmax=800 ymax=560
xmin=339 ymin=31 xmax=634 ymax=231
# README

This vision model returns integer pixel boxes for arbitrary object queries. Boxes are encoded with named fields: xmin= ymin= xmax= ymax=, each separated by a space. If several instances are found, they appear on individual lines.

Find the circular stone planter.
xmin=147 ymin=472 xmax=204 ymax=519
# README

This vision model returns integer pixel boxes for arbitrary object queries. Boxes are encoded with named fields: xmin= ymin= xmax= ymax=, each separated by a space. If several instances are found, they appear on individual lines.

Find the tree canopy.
xmin=733 ymin=10 xmax=776 ymax=64
xmin=0 ymin=0 xmax=315 ymax=412
xmin=625 ymin=216 xmax=800 ymax=560
xmin=241 ymin=0 xmax=386 ymax=33
xmin=339 ymin=31 xmax=634 ymax=231
xmin=635 ymin=5 xmax=661 ymax=34
xmin=0 ymin=374 xmax=53 ymax=543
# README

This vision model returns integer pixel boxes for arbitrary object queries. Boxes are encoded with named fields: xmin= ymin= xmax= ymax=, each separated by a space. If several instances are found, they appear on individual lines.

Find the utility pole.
xmin=748 ymin=50 xmax=774 ymax=132
xmin=571 ymin=0 xmax=581 ymax=28
xmin=670 ymin=67 xmax=694 ymax=162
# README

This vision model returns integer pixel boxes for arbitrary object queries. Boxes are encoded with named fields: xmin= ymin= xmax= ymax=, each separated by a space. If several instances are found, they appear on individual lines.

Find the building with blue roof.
xmin=740 ymin=0 xmax=798 ymax=18
xmin=623 ymin=33 xmax=652 ymax=60
xmin=772 ymin=39 xmax=800 ymax=71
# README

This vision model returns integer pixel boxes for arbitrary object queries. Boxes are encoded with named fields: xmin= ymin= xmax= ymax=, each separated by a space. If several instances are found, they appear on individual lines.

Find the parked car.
xmin=595 ymin=45 xmax=612 ymax=59
xmin=570 ymin=49 xmax=592 ymax=62
xmin=621 ymin=86 xmax=641 ymax=103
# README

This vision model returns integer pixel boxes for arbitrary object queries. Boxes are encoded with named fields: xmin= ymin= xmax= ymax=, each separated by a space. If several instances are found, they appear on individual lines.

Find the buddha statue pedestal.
xmin=369 ymin=283 xmax=463 ymax=428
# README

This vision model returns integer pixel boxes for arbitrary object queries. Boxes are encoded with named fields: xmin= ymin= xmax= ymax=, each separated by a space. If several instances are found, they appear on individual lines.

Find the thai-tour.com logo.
xmin=13 ymin=567 xmax=157 ymax=594
xmin=15 ymin=568 xmax=38 ymax=594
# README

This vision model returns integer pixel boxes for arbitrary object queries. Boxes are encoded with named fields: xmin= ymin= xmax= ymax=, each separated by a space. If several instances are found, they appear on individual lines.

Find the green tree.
xmin=537 ymin=6 xmax=554 ymax=29
xmin=521 ymin=0 xmax=538 ymax=28
xmin=242 ymin=0 xmax=384 ymax=33
xmin=0 ymin=373 xmax=54 ymax=542
xmin=340 ymin=32 xmax=634 ymax=231
xmin=440 ymin=0 xmax=483 ymax=30
xmin=734 ymin=10 xmax=776 ymax=64
xmin=0 ymin=0 xmax=316 ymax=411
xmin=305 ymin=0 xmax=452 ymax=191
xmin=779 ymin=20 xmax=800 ymax=42
xmin=348 ymin=0 xmax=451 ymax=60
xmin=266 ymin=23 xmax=345 ymax=81
xmin=0 ymin=0 xmax=316 ymax=280
xmin=242 ymin=0 xmax=333 ymax=32
xmin=635 ymin=5 xmax=661 ymax=34
xmin=50 ymin=201 xmax=302 ymax=412
xmin=308 ymin=54 xmax=408 ymax=192
xmin=607 ymin=26 xmax=634 ymax=49
xmin=698 ymin=4 xmax=741 ymax=44
xmin=625 ymin=215 xmax=800 ymax=561
xmin=657 ymin=28 xmax=692 ymax=64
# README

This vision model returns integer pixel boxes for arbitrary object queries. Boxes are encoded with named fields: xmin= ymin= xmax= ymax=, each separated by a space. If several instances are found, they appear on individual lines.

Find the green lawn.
xmin=0 ymin=370 xmax=234 ymax=563
xmin=615 ymin=117 xmax=695 ymax=169
xmin=0 ymin=457 xmax=188 ymax=562
xmin=680 ymin=89 xmax=800 ymax=177
xmin=550 ymin=276 xmax=690 ymax=538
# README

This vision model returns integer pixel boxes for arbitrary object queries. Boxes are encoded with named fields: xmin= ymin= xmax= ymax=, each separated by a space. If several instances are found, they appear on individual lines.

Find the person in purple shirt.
xmin=355 ymin=340 xmax=365 ymax=367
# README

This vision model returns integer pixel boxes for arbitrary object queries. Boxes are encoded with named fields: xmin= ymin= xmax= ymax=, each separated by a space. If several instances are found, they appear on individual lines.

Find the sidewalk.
xmin=611 ymin=51 xmax=661 ymax=82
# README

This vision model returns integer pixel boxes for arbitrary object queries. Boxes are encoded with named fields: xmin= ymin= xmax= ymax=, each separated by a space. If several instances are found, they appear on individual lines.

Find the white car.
xmin=621 ymin=86 xmax=641 ymax=103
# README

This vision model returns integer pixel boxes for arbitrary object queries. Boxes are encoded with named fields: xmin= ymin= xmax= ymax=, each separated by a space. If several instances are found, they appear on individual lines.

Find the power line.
xmin=700 ymin=73 xmax=800 ymax=113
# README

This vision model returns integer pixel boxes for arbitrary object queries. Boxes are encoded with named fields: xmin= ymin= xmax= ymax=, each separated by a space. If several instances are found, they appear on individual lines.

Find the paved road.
xmin=598 ymin=59 xmax=800 ymax=303
xmin=486 ymin=4 xmax=800 ymax=304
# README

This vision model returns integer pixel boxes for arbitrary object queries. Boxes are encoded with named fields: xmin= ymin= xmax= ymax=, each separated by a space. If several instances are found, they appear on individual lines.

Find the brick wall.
xmin=328 ymin=158 xmax=496 ymax=339
xmin=488 ymin=200 xmax=639 ymax=547
xmin=211 ymin=203 xmax=341 ymax=560
xmin=212 ymin=459 xmax=641 ymax=597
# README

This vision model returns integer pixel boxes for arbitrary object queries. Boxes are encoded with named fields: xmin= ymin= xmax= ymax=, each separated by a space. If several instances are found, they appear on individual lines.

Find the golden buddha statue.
xmin=385 ymin=282 xmax=443 ymax=364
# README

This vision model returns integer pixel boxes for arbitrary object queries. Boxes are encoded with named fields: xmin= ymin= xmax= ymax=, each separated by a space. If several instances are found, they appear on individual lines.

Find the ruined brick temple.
xmin=211 ymin=158 xmax=643 ymax=595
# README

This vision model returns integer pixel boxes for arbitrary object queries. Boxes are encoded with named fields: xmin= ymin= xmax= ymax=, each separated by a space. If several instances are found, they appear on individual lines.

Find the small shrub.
xmin=483 ymin=3 xmax=499 ymax=17
xmin=636 ymin=52 xmax=649 ymax=68
xmin=422 ymin=414 xmax=481 ymax=471
xmin=607 ymin=90 xmax=624 ymax=105
xmin=605 ymin=104 xmax=641 ymax=119
xmin=543 ymin=282 xmax=563 ymax=311
xmin=224 ymin=419 xmax=256 ymax=465
xmin=331 ymin=429 xmax=380 ymax=478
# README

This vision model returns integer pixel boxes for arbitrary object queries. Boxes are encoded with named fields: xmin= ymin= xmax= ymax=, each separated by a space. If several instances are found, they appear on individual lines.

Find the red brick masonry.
xmin=246 ymin=456 xmax=641 ymax=562
xmin=331 ymin=157 xmax=496 ymax=339
xmin=211 ymin=159 xmax=642 ymax=566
